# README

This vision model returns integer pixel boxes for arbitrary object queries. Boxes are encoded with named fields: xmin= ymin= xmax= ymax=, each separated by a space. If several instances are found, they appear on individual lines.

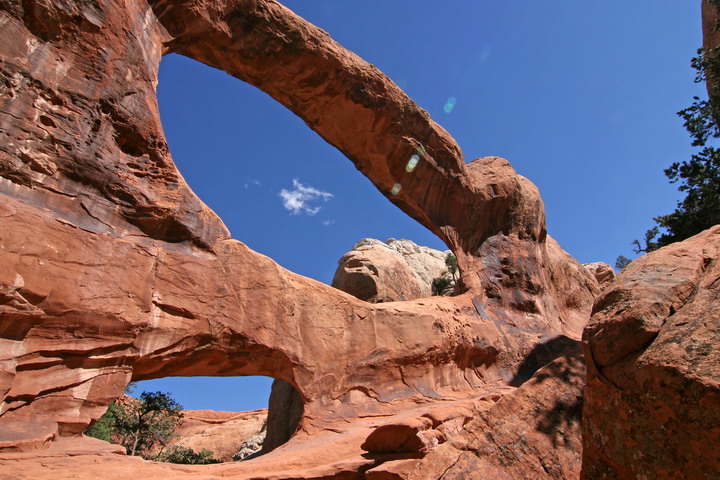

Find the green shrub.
xmin=431 ymin=253 xmax=458 ymax=296
xmin=431 ymin=276 xmax=453 ymax=296
xmin=160 ymin=445 xmax=220 ymax=464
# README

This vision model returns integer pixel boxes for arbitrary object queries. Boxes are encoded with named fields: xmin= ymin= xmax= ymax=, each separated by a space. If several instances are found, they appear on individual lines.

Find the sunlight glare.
xmin=406 ymin=154 xmax=420 ymax=172
xmin=444 ymin=96 xmax=457 ymax=113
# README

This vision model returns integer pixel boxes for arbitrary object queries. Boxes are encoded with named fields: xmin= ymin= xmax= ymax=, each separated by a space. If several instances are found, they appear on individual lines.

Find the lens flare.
xmin=391 ymin=183 xmax=402 ymax=195
xmin=444 ymin=96 xmax=457 ymax=113
xmin=406 ymin=154 xmax=419 ymax=172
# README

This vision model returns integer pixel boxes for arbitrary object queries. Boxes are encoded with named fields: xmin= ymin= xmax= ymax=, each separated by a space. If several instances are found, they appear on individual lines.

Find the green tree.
xmin=84 ymin=404 xmax=115 ymax=442
xmin=87 ymin=390 xmax=184 ymax=459
xmin=631 ymin=226 xmax=661 ymax=254
xmin=445 ymin=252 xmax=458 ymax=283
xmin=615 ymin=255 xmax=632 ymax=271
xmin=649 ymin=148 xmax=720 ymax=247
xmin=120 ymin=391 xmax=184 ymax=458
xmin=86 ymin=382 xmax=136 ymax=442
xmin=86 ymin=388 xmax=221 ymax=464
xmin=431 ymin=253 xmax=458 ymax=296
xmin=635 ymin=3 xmax=720 ymax=251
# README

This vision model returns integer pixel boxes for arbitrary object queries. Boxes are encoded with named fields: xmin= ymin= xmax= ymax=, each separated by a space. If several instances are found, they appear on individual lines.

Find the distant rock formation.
xmin=582 ymin=226 xmax=720 ymax=478
xmin=171 ymin=409 xmax=266 ymax=463
xmin=332 ymin=238 xmax=449 ymax=302
xmin=583 ymin=262 xmax=615 ymax=287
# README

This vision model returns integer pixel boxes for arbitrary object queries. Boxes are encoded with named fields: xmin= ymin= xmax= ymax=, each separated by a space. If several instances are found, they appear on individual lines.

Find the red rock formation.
xmin=171 ymin=409 xmax=266 ymax=462
xmin=0 ymin=0 xmax=601 ymax=478
xmin=410 ymin=348 xmax=585 ymax=479
xmin=580 ymin=9 xmax=720 ymax=475
xmin=261 ymin=379 xmax=303 ymax=455
xmin=582 ymin=226 xmax=720 ymax=478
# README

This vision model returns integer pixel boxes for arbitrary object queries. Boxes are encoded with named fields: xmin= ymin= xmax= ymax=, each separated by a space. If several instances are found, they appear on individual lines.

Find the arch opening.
xmin=156 ymin=52 xmax=452 ymax=288
xmin=83 ymin=376 xmax=303 ymax=463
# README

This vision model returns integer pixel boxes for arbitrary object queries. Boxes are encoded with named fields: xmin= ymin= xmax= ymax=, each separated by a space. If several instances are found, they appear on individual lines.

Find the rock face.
xmin=0 ymin=0 xmax=602 ymax=478
xmin=582 ymin=226 xmax=720 ymax=479
xmin=583 ymin=262 xmax=615 ymax=287
xmin=261 ymin=379 xmax=303 ymax=455
xmin=171 ymin=409 xmax=266 ymax=463
xmin=410 ymin=347 xmax=585 ymax=480
xmin=332 ymin=238 xmax=449 ymax=302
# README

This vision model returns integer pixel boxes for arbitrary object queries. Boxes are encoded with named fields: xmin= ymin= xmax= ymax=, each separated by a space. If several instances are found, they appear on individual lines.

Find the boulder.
xmin=583 ymin=262 xmax=615 ymax=287
xmin=332 ymin=238 xmax=449 ymax=302
xmin=582 ymin=226 xmax=720 ymax=479
xmin=233 ymin=427 xmax=266 ymax=461
xmin=361 ymin=416 xmax=436 ymax=454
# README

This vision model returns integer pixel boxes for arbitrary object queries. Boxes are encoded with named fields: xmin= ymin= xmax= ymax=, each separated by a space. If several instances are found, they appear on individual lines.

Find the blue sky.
xmin=136 ymin=1 xmax=703 ymax=412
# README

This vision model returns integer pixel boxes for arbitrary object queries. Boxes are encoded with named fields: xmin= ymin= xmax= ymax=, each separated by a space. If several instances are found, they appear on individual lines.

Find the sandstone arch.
xmin=0 ymin=0 xmax=598 ymax=476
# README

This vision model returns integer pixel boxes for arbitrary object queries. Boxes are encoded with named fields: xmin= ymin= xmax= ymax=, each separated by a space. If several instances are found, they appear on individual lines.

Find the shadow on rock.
xmin=510 ymin=334 xmax=582 ymax=387
xmin=532 ymin=353 xmax=585 ymax=448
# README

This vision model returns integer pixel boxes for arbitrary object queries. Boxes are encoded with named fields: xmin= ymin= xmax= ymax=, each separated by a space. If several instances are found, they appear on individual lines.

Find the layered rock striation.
xmin=172 ymin=409 xmax=267 ymax=463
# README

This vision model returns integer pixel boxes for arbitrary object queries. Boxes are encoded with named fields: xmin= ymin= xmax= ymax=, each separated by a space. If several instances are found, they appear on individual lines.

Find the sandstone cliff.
xmin=171 ymin=409 xmax=267 ymax=463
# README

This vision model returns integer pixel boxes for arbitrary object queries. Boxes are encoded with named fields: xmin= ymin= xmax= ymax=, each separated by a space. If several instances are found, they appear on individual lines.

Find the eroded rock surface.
xmin=409 ymin=347 xmax=585 ymax=480
xmin=332 ymin=238 xmax=449 ymax=302
xmin=0 ymin=0 xmax=601 ymax=478
xmin=172 ymin=409 xmax=267 ymax=463
xmin=582 ymin=226 xmax=720 ymax=479
xmin=583 ymin=262 xmax=615 ymax=287
xmin=234 ymin=424 xmax=267 ymax=461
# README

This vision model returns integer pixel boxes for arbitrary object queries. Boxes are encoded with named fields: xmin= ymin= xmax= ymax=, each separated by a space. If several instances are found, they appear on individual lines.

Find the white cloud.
xmin=322 ymin=219 xmax=335 ymax=226
xmin=244 ymin=179 xmax=261 ymax=189
xmin=279 ymin=179 xmax=333 ymax=215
